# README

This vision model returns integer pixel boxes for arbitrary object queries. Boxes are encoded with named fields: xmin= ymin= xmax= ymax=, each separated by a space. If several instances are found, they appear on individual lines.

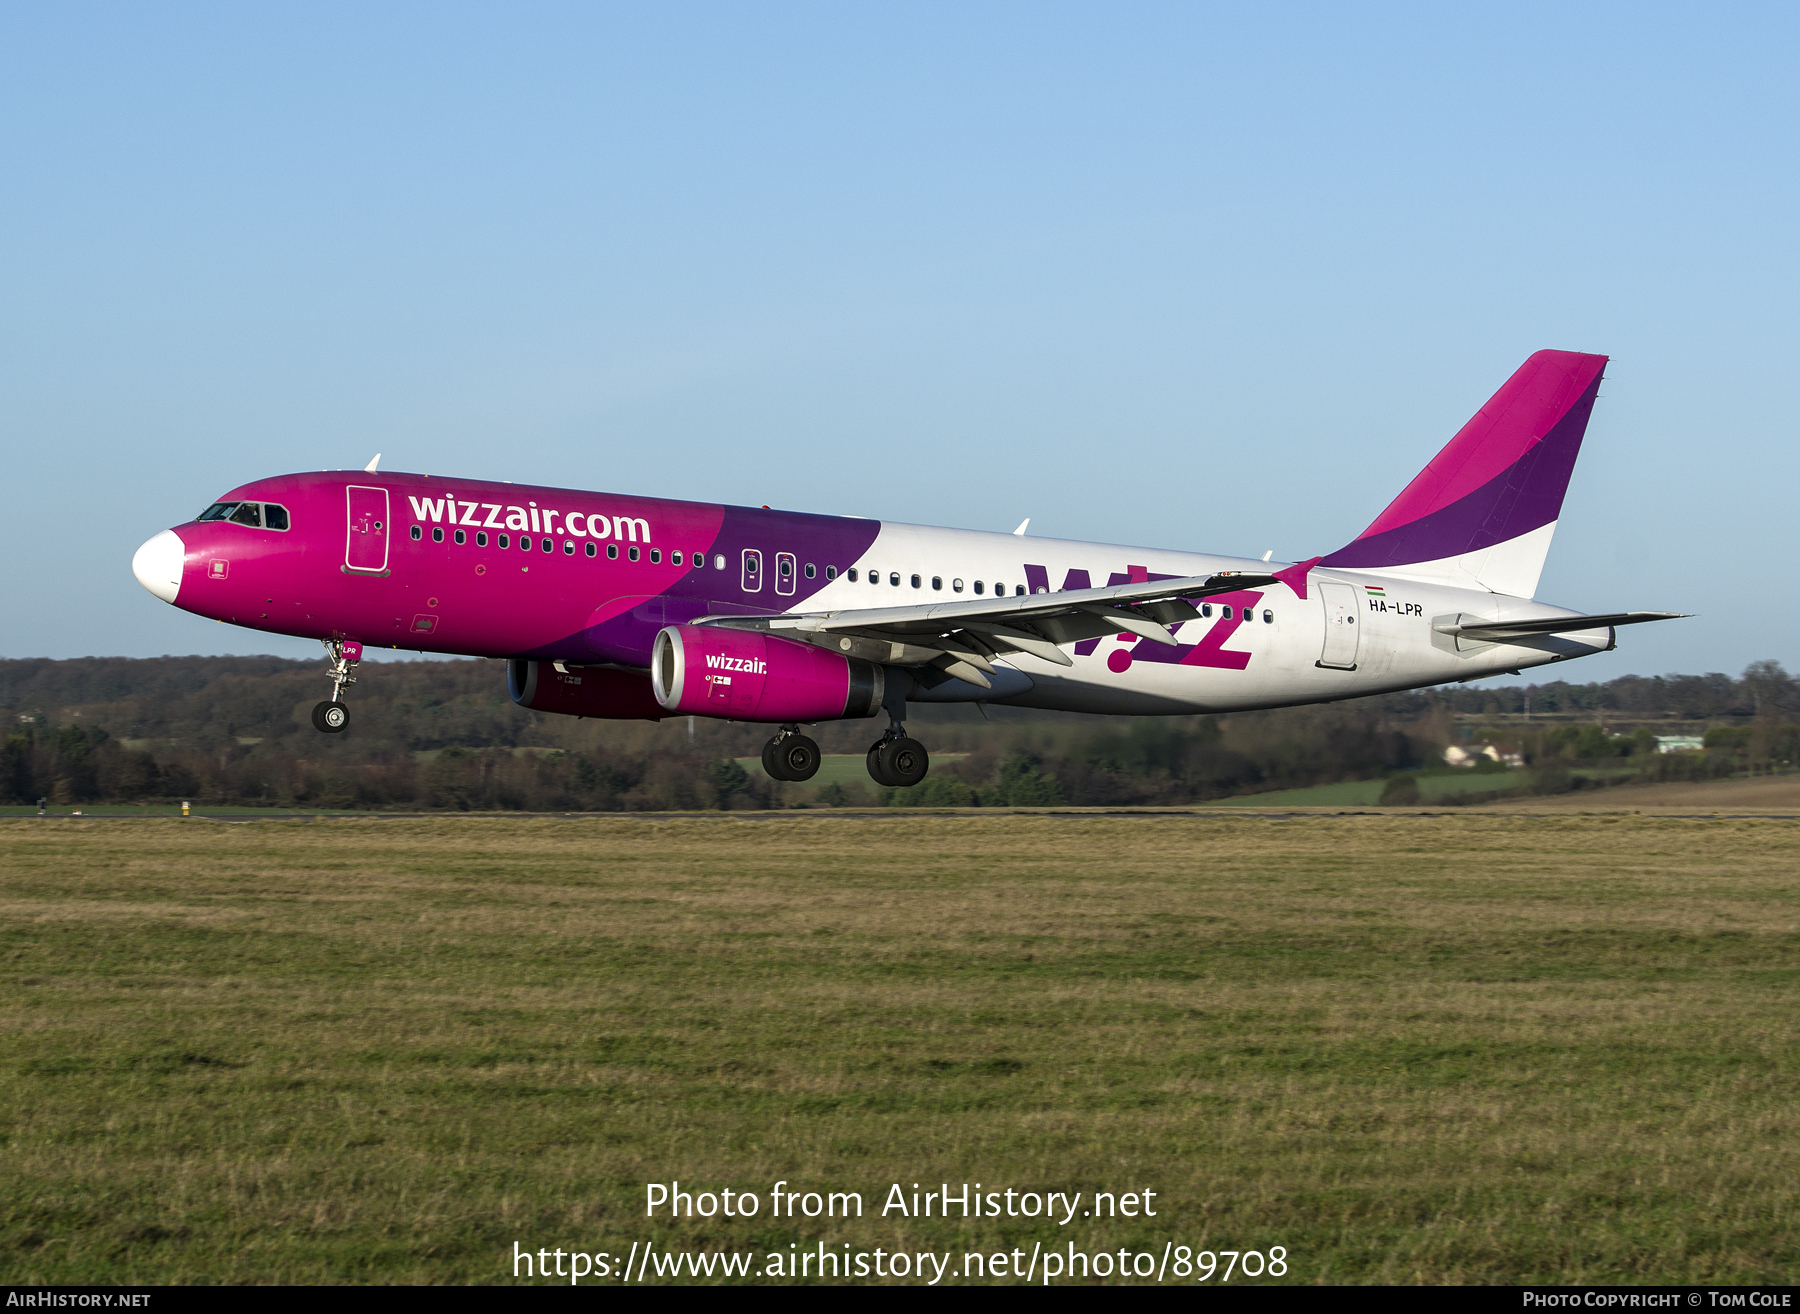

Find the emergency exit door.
xmin=345 ymin=486 xmax=390 ymax=574
xmin=1317 ymin=582 xmax=1360 ymax=669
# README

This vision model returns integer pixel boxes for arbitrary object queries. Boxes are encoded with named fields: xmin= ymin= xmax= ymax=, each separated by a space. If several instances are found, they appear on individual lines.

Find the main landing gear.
xmin=762 ymin=726 xmax=822 ymax=781
xmin=310 ymin=638 xmax=362 ymax=734
xmin=866 ymin=727 xmax=929 ymax=788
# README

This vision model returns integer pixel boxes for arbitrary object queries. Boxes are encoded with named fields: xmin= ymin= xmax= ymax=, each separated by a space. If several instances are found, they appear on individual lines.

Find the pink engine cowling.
xmin=651 ymin=625 xmax=884 ymax=723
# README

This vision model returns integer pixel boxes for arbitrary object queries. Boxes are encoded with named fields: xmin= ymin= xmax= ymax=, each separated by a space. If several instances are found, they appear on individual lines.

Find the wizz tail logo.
xmin=1024 ymin=564 xmax=1262 ymax=674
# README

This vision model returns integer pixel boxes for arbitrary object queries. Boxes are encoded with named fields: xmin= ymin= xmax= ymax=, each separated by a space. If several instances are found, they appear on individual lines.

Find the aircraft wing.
xmin=695 ymin=572 xmax=1276 ymax=689
xmin=1433 ymin=611 xmax=1689 ymax=641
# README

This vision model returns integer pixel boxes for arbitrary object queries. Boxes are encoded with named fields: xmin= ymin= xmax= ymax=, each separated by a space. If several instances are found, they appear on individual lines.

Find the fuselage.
xmin=132 ymin=469 xmax=1610 ymax=717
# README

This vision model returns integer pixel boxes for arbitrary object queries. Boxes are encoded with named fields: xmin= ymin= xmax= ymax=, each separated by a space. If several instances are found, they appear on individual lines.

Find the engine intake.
xmin=507 ymin=660 xmax=666 ymax=720
xmin=651 ymin=625 xmax=883 ymax=722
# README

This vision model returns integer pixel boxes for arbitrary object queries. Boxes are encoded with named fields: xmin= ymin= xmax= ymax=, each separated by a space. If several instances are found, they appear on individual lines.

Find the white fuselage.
xmin=815 ymin=522 xmax=1607 ymax=715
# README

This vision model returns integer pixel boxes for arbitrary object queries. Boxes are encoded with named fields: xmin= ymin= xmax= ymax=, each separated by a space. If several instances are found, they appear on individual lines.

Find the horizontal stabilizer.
xmin=1433 ymin=611 xmax=1688 ymax=641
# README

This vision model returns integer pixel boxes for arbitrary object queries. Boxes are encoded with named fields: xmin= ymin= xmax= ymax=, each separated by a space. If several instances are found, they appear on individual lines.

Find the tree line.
xmin=2 ymin=655 xmax=1793 ymax=810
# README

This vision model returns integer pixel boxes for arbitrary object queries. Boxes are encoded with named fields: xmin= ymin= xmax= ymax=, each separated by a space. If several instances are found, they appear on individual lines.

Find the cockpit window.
xmin=263 ymin=504 xmax=290 ymax=531
xmin=228 ymin=503 xmax=263 ymax=527
xmin=197 ymin=502 xmax=236 ymax=521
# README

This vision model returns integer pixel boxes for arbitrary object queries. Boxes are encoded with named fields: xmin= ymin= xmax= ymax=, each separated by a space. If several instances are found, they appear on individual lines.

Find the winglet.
xmin=364 ymin=454 xmax=382 ymax=472
xmin=1012 ymin=518 xmax=1030 ymax=536
xmin=1272 ymin=556 xmax=1322 ymax=600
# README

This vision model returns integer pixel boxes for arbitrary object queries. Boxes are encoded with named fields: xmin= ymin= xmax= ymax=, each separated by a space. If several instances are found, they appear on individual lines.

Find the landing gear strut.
xmin=310 ymin=638 xmax=362 ymax=734
xmin=865 ymin=671 xmax=929 ymax=787
xmin=762 ymin=725 xmax=821 ymax=781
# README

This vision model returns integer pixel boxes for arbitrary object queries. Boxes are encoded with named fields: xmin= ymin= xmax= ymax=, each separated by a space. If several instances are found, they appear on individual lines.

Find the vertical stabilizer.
xmin=1319 ymin=350 xmax=1607 ymax=598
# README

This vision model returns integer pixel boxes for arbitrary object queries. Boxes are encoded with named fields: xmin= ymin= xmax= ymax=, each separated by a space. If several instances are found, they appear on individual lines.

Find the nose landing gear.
xmin=310 ymin=638 xmax=362 ymax=734
xmin=761 ymin=725 xmax=821 ymax=781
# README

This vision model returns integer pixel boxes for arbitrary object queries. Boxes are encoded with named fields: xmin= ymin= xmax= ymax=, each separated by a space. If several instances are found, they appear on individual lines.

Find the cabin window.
xmin=779 ymin=557 xmax=792 ymax=578
xmin=910 ymin=574 xmax=921 ymax=589
xmin=1221 ymin=605 xmax=1232 ymax=619
xmin=1263 ymin=609 xmax=1273 ymax=623
xmin=713 ymin=554 xmax=725 ymax=569
xmin=804 ymin=563 xmax=816 ymax=579
xmin=871 ymin=571 xmax=881 ymax=586
xmin=432 ymin=527 xmax=444 ymax=543
xmin=847 ymin=568 xmax=858 ymax=582
xmin=1200 ymin=603 xmax=1211 ymax=617
xmin=629 ymin=546 xmax=640 ymax=562
xmin=994 ymin=582 xmax=1005 ymax=595
xmin=825 ymin=565 xmax=837 ymax=580
xmin=497 ymin=533 xmax=509 ymax=548
xmin=974 ymin=580 xmax=984 ymax=595
xmin=263 ymin=505 xmax=290 ymax=531
xmin=563 ymin=540 xmax=575 ymax=555
xmin=952 ymin=578 xmax=964 ymax=593
xmin=608 ymin=543 xmax=619 ymax=560
xmin=650 ymin=548 xmax=661 ymax=563
xmin=671 ymin=551 xmax=682 ymax=565
xmin=887 ymin=572 xmax=898 ymax=587
xmin=410 ymin=525 xmax=422 ymax=541
xmin=541 ymin=537 xmax=553 ymax=553
xmin=476 ymin=531 xmax=488 ymax=547
xmin=452 ymin=529 xmax=464 ymax=545
xmin=585 ymin=542 xmax=596 ymax=558
xmin=931 ymin=576 xmax=942 ymax=591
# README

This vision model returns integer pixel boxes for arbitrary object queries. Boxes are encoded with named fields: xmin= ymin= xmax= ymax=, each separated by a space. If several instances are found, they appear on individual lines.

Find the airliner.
xmin=131 ymin=350 xmax=1681 ymax=787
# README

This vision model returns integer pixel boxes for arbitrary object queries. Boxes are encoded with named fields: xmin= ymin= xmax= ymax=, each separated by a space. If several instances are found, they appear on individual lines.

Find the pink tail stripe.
xmin=1354 ymin=350 xmax=1606 ymax=542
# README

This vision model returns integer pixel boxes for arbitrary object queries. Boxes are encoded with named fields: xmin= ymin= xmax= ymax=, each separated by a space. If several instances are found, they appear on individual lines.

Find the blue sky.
xmin=3 ymin=4 xmax=1793 ymax=680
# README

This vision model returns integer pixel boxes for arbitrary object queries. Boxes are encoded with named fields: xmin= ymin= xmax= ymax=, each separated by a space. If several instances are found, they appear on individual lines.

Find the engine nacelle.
xmin=507 ymin=660 xmax=666 ymax=720
xmin=651 ymin=625 xmax=884 ymax=723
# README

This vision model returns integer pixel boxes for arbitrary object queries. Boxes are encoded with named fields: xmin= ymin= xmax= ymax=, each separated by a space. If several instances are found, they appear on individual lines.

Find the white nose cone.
xmin=132 ymin=529 xmax=185 ymax=604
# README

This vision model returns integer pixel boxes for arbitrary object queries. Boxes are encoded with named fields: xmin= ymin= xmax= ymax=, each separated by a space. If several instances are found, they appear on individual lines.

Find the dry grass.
xmin=1 ymin=813 xmax=1796 ymax=1284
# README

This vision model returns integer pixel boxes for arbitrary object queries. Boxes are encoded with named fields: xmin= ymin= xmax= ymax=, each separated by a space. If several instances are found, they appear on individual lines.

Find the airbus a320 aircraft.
xmin=131 ymin=350 xmax=1681 ymax=787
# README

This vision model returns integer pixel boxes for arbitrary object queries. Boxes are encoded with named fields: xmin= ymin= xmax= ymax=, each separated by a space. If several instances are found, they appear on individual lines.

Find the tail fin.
xmin=1319 ymin=349 xmax=1608 ymax=598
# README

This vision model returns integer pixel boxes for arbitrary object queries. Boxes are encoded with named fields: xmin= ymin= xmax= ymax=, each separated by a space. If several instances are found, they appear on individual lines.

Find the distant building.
xmin=1444 ymin=743 xmax=1524 ymax=768
xmin=1655 ymin=735 xmax=1706 ymax=754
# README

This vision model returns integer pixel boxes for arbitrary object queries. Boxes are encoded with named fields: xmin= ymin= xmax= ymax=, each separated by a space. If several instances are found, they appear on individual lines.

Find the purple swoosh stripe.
xmin=567 ymin=505 xmax=883 ymax=665
xmin=1321 ymin=369 xmax=1600 ymax=571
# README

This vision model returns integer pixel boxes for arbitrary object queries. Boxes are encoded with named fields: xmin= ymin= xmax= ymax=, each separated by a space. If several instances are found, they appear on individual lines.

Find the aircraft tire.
xmin=314 ymin=701 xmax=349 ymax=734
xmin=776 ymin=735 xmax=820 ymax=782
xmin=866 ymin=741 xmax=895 ymax=787
xmin=878 ymin=737 xmax=928 ymax=788
xmin=761 ymin=738 xmax=791 ymax=781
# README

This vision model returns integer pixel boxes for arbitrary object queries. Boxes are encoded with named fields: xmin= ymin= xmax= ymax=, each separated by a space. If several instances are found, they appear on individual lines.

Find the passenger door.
xmin=1317 ymin=582 xmax=1360 ymax=669
xmin=345 ymin=486 xmax=390 ymax=574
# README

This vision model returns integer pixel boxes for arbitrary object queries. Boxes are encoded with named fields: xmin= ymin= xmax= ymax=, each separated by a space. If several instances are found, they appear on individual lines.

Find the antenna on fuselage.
xmin=364 ymin=454 xmax=381 ymax=472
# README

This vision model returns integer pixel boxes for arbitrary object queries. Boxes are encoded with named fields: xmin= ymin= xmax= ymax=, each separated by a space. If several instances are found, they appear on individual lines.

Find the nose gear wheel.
xmin=311 ymin=638 xmax=360 ymax=735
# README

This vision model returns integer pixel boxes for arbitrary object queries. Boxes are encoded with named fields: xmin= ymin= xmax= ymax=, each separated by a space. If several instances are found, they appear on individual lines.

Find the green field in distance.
xmin=2 ymin=813 xmax=1795 ymax=1284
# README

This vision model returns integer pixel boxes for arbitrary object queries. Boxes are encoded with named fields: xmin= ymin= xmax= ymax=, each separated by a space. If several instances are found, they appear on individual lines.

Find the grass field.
xmin=2 ymin=813 xmax=1796 ymax=1284
xmin=1202 ymin=769 xmax=1643 ymax=808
